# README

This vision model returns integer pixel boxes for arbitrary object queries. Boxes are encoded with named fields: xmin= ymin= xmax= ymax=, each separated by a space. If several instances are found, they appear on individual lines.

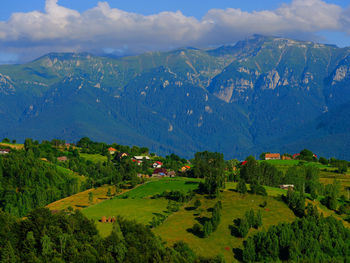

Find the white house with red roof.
xmin=152 ymin=161 xmax=163 ymax=168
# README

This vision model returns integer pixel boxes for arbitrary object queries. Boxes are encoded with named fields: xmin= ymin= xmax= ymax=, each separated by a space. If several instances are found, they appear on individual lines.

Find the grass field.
xmin=154 ymin=190 xmax=296 ymax=262
xmin=82 ymin=178 xmax=202 ymax=236
xmin=46 ymin=185 xmax=121 ymax=211
xmin=83 ymin=198 xmax=169 ymax=236
xmin=0 ymin=142 xmax=24 ymax=150
xmin=121 ymin=177 xmax=201 ymax=198
xmin=80 ymin=153 xmax=107 ymax=163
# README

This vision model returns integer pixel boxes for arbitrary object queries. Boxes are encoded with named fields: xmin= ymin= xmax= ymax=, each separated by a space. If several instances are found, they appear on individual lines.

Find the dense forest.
xmin=242 ymin=206 xmax=350 ymax=262
xmin=0 ymin=208 xmax=223 ymax=263
xmin=0 ymin=151 xmax=81 ymax=217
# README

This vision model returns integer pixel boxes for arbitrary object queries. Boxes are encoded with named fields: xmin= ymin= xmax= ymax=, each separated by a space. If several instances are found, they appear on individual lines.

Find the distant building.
xmin=57 ymin=156 xmax=68 ymax=162
xmin=279 ymin=184 xmax=294 ymax=190
xmin=282 ymin=155 xmax=292 ymax=160
xmin=265 ymin=153 xmax=281 ymax=160
xmin=180 ymin=165 xmax=191 ymax=172
xmin=108 ymin=147 xmax=117 ymax=155
xmin=292 ymin=153 xmax=300 ymax=159
xmin=152 ymin=168 xmax=168 ymax=177
xmin=0 ymin=149 xmax=10 ymax=155
xmin=133 ymin=156 xmax=150 ymax=161
xmin=167 ymin=171 xmax=176 ymax=178
xmin=152 ymin=161 xmax=163 ymax=168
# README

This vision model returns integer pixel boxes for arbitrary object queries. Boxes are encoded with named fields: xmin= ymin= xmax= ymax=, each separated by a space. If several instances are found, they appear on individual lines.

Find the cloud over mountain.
xmin=0 ymin=0 xmax=349 ymax=62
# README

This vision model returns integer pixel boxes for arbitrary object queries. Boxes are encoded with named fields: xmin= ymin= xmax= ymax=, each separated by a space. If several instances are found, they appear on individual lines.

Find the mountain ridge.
xmin=1 ymin=35 xmax=350 ymax=159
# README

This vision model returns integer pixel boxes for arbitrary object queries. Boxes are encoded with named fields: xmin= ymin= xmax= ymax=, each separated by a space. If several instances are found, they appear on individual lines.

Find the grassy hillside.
xmin=79 ymin=178 xmax=299 ymax=262
xmin=80 ymin=153 xmax=107 ymax=163
xmin=82 ymin=178 xmax=201 ymax=236
xmin=154 ymin=191 xmax=295 ymax=262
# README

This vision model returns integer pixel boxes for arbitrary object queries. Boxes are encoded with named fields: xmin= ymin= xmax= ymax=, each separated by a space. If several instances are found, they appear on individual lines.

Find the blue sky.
xmin=0 ymin=0 xmax=350 ymax=63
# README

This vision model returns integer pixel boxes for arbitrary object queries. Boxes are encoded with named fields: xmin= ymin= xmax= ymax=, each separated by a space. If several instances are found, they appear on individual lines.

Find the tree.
xmin=1 ymin=138 xmax=10 ymax=143
xmin=299 ymin=149 xmax=315 ymax=162
xmin=194 ymin=151 xmax=225 ymax=197
xmin=236 ymin=179 xmax=247 ymax=194
xmin=203 ymin=220 xmax=213 ymax=238
xmin=242 ymin=238 xmax=256 ymax=262
xmin=319 ymin=157 xmax=328 ymax=165
xmin=194 ymin=199 xmax=201 ymax=209
xmin=237 ymin=219 xmax=250 ymax=238
xmin=88 ymin=192 xmax=93 ymax=204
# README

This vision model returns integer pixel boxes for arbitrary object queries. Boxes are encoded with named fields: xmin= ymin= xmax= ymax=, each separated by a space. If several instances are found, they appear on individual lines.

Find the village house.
xmin=132 ymin=159 xmax=142 ymax=166
xmin=279 ymin=184 xmax=295 ymax=190
xmin=133 ymin=156 xmax=150 ymax=161
xmin=108 ymin=147 xmax=117 ymax=155
xmin=282 ymin=155 xmax=292 ymax=160
xmin=152 ymin=161 xmax=163 ymax=168
xmin=167 ymin=171 xmax=176 ymax=178
xmin=152 ymin=168 xmax=167 ymax=178
xmin=57 ymin=156 xmax=68 ymax=162
xmin=265 ymin=153 xmax=281 ymax=160
xmin=180 ymin=165 xmax=191 ymax=172
xmin=0 ymin=149 xmax=10 ymax=155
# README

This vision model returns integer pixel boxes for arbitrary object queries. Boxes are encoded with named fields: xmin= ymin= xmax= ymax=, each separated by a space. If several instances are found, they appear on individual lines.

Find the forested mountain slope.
xmin=1 ymin=35 xmax=350 ymax=159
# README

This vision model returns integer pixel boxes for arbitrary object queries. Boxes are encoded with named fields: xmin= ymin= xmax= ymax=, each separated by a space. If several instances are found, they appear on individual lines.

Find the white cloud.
xmin=0 ymin=0 xmax=349 ymax=63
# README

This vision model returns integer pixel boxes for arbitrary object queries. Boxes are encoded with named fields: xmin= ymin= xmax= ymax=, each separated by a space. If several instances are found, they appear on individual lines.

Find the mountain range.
xmin=1 ymin=35 xmax=350 ymax=159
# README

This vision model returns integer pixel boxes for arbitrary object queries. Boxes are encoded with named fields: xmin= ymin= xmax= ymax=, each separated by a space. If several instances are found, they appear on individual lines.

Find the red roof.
xmin=156 ymin=161 xmax=163 ymax=165
xmin=292 ymin=153 xmax=300 ymax=159
xmin=108 ymin=147 xmax=117 ymax=151
xmin=241 ymin=161 xmax=248 ymax=166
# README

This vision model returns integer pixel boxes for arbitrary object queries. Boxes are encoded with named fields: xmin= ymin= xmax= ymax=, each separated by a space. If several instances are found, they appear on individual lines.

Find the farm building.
xmin=133 ymin=156 xmax=150 ymax=161
xmin=0 ymin=149 xmax=10 ymax=154
xmin=265 ymin=153 xmax=281 ymax=160
xmin=180 ymin=165 xmax=191 ymax=172
xmin=282 ymin=155 xmax=292 ymax=160
xmin=153 ymin=161 xmax=163 ymax=168
xmin=57 ymin=156 xmax=68 ymax=162
xmin=108 ymin=147 xmax=117 ymax=155
xmin=279 ymin=184 xmax=295 ymax=190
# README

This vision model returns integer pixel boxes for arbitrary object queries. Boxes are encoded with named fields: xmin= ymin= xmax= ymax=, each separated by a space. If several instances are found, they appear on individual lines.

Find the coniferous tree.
xmin=236 ymin=179 xmax=247 ymax=194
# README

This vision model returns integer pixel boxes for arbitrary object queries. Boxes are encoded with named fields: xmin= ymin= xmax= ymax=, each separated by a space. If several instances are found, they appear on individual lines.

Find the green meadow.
xmin=80 ymin=153 xmax=107 ymax=163
xmin=82 ymin=178 xmax=201 ymax=236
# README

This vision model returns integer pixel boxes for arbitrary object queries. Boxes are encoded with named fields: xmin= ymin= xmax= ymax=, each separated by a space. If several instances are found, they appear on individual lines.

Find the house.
xmin=133 ymin=156 xmax=150 ymax=161
xmin=108 ymin=147 xmax=117 ymax=155
xmin=282 ymin=155 xmax=292 ymax=160
xmin=279 ymin=184 xmax=295 ymax=190
xmin=180 ymin=165 xmax=191 ymax=172
xmin=0 ymin=149 xmax=10 ymax=155
xmin=57 ymin=156 xmax=68 ymax=162
xmin=292 ymin=153 xmax=300 ymax=159
xmin=167 ymin=171 xmax=176 ymax=178
xmin=265 ymin=153 xmax=281 ymax=160
xmin=240 ymin=160 xmax=248 ymax=166
xmin=115 ymin=152 xmax=128 ymax=161
xmin=152 ymin=168 xmax=168 ymax=178
xmin=152 ymin=161 xmax=163 ymax=168
xmin=132 ymin=159 xmax=142 ymax=166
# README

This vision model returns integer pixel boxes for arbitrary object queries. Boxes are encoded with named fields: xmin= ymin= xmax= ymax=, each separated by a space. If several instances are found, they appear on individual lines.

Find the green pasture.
xmin=83 ymin=198 xmax=169 ymax=237
xmin=121 ymin=177 xmax=202 ymax=198
xmin=154 ymin=190 xmax=296 ymax=262
xmin=80 ymin=153 xmax=107 ymax=163
xmin=82 ymin=177 xmax=202 ymax=236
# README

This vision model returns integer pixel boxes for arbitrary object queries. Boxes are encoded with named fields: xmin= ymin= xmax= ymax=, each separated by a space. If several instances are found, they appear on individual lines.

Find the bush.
xmin=250 ymin=183 xmax=267 ymax=196
xmin=194 ymin=199 xmax=201 ymax=209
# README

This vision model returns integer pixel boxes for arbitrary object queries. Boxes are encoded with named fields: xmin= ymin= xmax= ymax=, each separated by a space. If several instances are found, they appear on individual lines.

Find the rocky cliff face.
xmin=0 ymin=35 xmax=350 ymax=159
